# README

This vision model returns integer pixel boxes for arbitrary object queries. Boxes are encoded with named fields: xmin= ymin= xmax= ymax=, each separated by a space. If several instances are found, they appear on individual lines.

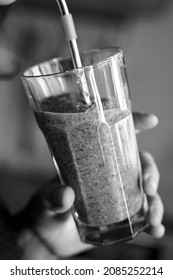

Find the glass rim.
xmin=21 ymin=47 xmax=123 ymax=79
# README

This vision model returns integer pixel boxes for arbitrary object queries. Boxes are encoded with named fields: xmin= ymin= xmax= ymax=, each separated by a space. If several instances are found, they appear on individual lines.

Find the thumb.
xmin=133 ymin=112 xmax=158 ymax=134
xmin=40 ymin=178 xmax=75 ymax=216
xmin=14 ymin=177 xmax=75 ymax=229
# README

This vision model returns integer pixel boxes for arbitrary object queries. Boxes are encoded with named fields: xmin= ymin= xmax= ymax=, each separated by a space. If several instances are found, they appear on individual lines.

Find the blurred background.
xmin=0 ymin=0 xmax=173 ymax=259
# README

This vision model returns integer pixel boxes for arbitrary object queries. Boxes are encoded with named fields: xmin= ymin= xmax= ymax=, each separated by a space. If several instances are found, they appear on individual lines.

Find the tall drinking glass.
xmin=21 ymin=48 xmax=148 ymax=245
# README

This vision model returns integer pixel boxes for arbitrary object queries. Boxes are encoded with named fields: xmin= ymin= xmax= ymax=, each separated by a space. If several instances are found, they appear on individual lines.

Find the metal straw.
xmin=56 ymin=0 xmax=91 ymax=105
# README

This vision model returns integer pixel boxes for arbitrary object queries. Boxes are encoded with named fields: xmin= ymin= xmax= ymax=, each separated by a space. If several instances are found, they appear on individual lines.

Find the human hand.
xmin=134 ymin=112 xmax=165 ymax=238
xmin=16 ymin=178 xmax=92 ymax=260
xmin=16 ymin=112 xmax=164 ymax=259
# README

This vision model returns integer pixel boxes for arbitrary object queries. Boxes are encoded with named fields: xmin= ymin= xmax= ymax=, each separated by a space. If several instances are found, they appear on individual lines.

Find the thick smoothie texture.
xmin=35 ymin=93 xmax=143 ymax=226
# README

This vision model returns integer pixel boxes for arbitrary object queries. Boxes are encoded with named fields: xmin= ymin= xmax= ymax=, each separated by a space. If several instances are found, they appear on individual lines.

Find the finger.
xmin=140 ymin=151 xmax=160 ymax=196
xmin=133 ymin=112 xmax=158 ymax=134
xmin=145 ymin=224 xmax=165 ymax=239
xmin=40 ymin=178 xmax=75 ymax=215
xmin=147 ymin=194 xmax=164 ymax=227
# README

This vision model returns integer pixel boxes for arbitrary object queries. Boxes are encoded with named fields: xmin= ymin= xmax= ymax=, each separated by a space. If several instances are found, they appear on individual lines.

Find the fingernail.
xmin=148 ymin=177 xmax=156 ymax=187
xmin=145 ymin=176 xmax=157 ymax=195
xmin=149 ymin=207 xmax=161 ymax=227
xmin=150 ymin=114 xmax=159 ymax=125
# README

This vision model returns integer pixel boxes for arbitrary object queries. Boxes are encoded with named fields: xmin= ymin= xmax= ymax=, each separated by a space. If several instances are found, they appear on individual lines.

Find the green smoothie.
xmin=34 ymin=93 xmax=143 ymax=227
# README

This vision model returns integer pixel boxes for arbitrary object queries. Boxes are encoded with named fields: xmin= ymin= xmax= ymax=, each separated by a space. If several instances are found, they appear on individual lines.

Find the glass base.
xmin=74 ymin=206 xmax=148 ymax=246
